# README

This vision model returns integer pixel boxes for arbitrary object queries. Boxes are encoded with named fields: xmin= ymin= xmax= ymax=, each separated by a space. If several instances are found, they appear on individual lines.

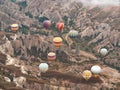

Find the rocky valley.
xmin=0 ymin=0 xmax=120 ymax=90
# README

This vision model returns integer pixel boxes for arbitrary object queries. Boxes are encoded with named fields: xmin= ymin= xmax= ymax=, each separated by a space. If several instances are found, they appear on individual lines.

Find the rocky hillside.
xmin=0 ymin=0 xmax=120 ymax=90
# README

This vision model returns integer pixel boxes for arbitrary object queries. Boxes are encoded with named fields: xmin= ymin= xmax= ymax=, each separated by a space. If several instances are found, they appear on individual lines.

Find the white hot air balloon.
xmin=91 ymin=65 xmax=101 ymax=74
xmin=99 ymin=48 xmax=108 ymax=56
xmin=91 ymin=65 xmax=101 ymax=78
xmin=39 ymin=63 xmax=49 ymax=73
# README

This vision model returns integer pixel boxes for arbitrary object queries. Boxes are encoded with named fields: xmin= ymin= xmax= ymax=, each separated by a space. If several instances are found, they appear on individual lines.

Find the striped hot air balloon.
xmin=10 ymin=24 xmax=19 ymax=32
xmin=82 ymin=70 xmax=92 ymax=80
xmin=43 ymin=20 xmax=51 ymax=29
xmin=68 ymin=30 xmax=78 ymax=38
xmin=56 ymin=22 xmax=64 ymax=32
xmin=68 ymin=30 xmax=79 ymax=55
xmin=47 ymin=52 xmax=56 ymax=61
xmin=53 ymin=37 xmax=62 ymax=48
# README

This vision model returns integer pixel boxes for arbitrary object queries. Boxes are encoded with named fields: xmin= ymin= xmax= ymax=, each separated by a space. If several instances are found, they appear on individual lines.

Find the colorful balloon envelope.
xmin=68 ymin=30 xmax=78 ymax=38
xmin=10 ymin=24 xmax=19 ymax=32
xmin=53 ymin=37 xmax=62 ymax=48
xmin=82 ymin=70 xmax=92 ymax=80
xmin=39 ymin=63 xmax=49 ymax=73
xmin=47 ymin=52 xmax=56 ymax=61
xmin=43 ymin=20 xmax=51 ymax=29
xmin=56 ymin=22 xmax=64 ymax=32
xmin=99 ymin=48 xmax=108 ymax=56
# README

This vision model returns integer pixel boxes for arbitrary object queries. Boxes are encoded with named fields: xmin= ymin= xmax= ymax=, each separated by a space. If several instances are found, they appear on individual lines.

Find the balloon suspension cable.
xmin=75 ymin=42 xmax=80 ymax=55
xmin=65 ymin=33 xmax=70 ymax=52
xmin=55 ymin=47 xmax=60 ymax=62
xmin=48 ymin=30 xmax=50 ymax=36
xmin=59 ymin=30 xmax=62 ymax=37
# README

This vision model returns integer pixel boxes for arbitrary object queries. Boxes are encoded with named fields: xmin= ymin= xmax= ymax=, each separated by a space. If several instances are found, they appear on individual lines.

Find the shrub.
xmin=10 ymin=0 xmax=16 ymax=2
xmin=18 ymin=1 xmax=27 ymax=7
xmin=25 ymin=11 xmax=33 ymax=18
xmin=35 ymin=16 xmax=49 ymax=22
xmin=19 ymin=24 xmax=29 ymax=34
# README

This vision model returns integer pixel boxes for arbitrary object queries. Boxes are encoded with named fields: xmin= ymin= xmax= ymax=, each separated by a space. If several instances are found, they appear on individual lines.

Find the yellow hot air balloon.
xmin=47 ymin=52 xmax=56 ymax=61
xmin=82 ymin=70 xmax=92 ymax=80
xmin=10 ymin=24 xmax=19 ymax=32
xmin=53 ymin=37 xmax=62 ymax=48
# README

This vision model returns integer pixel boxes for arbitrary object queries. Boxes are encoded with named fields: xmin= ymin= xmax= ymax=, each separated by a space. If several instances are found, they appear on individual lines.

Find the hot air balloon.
xmin=68 ymin=30 xmax=79 ymax=55
xmin=56 ymin=22 xmax=64 ymax=32
xmin=43 ymin=20 xmax=51 ymax=29
xmin=47 ymin=52 xmax=56 ymax=61
xmin=82 ymin=70 xmax=92 ymax=80
xmin=99 ymin=48 xmax=108 ymax=56
xmin=91 ymin=65 xmax=101 ymax=78
xmin=53 ymin=37 xmax=62 ymax=48
xmin=39 ymin=63 xmax=49 ymax=73
xmin=68 ymin=30 xmax=78 ymax=38
xmin=10 ymin=24 xmax=19 ymax=32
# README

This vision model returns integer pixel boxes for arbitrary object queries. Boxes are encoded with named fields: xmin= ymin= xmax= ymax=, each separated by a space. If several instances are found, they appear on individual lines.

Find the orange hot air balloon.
xmin=82 ymin=70 xmax=92 ymax=80
xmin=10 ymin=24 xmax=19 ymax=32
xmin=47 ymin=52 xmax=56 ymax=61
xmin=56 ymin=22 xmax=64 ymax=32
xmin=53 ymin=37 xmax=62 ymax=48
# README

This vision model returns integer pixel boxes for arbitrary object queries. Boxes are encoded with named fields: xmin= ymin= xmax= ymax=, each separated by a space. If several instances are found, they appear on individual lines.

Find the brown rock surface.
xmin=0 ymin=0 xmax=120 ymax=90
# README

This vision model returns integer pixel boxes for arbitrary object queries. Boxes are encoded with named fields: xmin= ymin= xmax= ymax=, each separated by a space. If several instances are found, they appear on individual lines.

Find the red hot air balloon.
xmin=56 ymin=22 xmax=64 ymax=32
xmin=43 ymin=20 xmax=51 ymax=29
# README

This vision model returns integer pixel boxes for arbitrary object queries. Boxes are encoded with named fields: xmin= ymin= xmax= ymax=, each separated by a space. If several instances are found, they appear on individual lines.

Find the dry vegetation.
xmin=41 ymin=71 xmax=103 ymax=84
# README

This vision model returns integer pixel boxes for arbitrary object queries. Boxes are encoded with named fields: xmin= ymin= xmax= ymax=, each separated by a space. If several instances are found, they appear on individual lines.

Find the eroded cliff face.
xmin=0 ymin=0 xmax=120 ymax=90
xmin=0 ymin=33 xmax=119 ymax=90
xmin=0 ymin=50 xmax=119 ymax=90
xmin=1 ymin=0 xmax=120 ymax=48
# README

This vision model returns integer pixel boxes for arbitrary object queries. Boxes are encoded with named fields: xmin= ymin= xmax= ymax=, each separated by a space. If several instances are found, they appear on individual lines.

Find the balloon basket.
xmin=92 ymin=74 xmax=99 ymax=78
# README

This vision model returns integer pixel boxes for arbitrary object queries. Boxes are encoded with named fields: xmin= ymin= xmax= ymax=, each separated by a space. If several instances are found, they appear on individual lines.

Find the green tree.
xmin=18 ymin=1 xmax=27 ymax=7
xmin=25 ymin=11 xmax=33 ymax=18
xmin=19 ymin=25 xmax=29 ymax=34
xmin=35 ymin=16 xmax=49 ymax=22
xmin=10 ymin=0 xmax=16 ymax=2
